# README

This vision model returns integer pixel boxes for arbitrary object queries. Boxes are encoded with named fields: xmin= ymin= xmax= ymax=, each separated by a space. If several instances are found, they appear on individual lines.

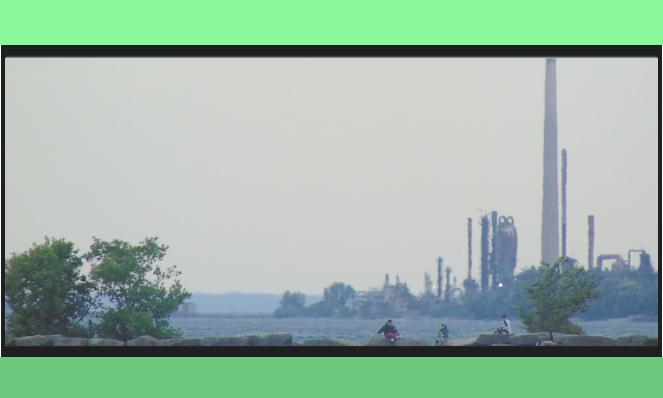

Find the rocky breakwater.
xmin=442 ymin=332 xmax=658 ymax=347
xmin=6 ymin=332 xmax=658 ymax=347
xmin=6 ymin=333 xmax=294 ymax=347
xmin=367 ymin=337 xmax=428 ymax=346
xmin=301 ymin=338 xmax=364 ymax=346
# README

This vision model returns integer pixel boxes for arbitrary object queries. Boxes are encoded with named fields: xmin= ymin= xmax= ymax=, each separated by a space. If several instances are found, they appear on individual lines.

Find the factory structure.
xmin=463 ymin=211 xmax=519 ymax=292
xmin=541 ymin=58 xmax=560 ymax=266
xmin=540 ymin=58 xmax=652 ymax=274
xmin=345 ymin=274 xmax=409 ymax=312
xmin=340 ymin=58 xmax=652 ymax=312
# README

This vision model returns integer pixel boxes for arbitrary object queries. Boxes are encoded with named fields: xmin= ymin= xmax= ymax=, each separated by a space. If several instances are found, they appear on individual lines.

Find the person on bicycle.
xmin=435 ymin=324 xmax=449 ymax=345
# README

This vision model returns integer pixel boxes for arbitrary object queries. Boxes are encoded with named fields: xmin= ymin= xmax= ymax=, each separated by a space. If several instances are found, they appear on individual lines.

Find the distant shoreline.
xmin=169 ymin=313 xmax=659 ymax=322
xmin=170 ymin=312 xmax=273 ymax=319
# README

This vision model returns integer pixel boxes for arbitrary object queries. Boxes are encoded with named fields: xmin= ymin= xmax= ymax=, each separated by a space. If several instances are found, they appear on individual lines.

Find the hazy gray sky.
xmin=4 ymin=57 xmax=658 ymax=295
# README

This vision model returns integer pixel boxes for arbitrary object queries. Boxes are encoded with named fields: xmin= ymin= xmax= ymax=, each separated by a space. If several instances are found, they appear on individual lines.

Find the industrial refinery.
xmin=339 ymin=57 xmax=654 ymax=313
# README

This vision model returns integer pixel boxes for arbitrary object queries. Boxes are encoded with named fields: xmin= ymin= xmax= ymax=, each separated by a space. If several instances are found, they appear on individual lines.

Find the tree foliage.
xmin=323 ymin=282 xmax=355 ymax=306
xmin=307 ymin=282 xmax=357 ymax=317
xmin=274 ymin=282 xmax=358 ymax=318
xmin=84 ymin=237 xmax=191 ymax=340
xmin=579 ymin=265 xmax=657 ymax=320
xmin=279 ymin=290 xmax=305 ymax=308
xmin=517 ymin=258 xmax=604 ymax=334
xmin=274 ymin=290 xmax=306 ymax=318
xmin=4 ymin=237 xmax=95 ymax=337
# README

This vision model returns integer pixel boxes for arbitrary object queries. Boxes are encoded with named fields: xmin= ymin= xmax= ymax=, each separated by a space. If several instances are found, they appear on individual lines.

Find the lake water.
xmin=169 ymin=316 xmax=659 ymax=345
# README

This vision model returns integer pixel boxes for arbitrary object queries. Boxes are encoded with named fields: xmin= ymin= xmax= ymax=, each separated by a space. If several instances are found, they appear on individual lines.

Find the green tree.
xmin=308 ymin=282 xmax=357 ymax=317
xmin=273 ymin=290 xmax=306 ymax=318
xmin=323 ymin=282 xmax=355 ymax=306
xmin=517 ymin=257 xmax=604 ymax=335
xmin=5 ymin=237 xmax=95 ymax=337
xmin=280 ymin=290 xmax=305 ymax=308
xmin=580 ymin=267 xmax=658 ymax=320
xmin=84 ymin=237 xmax=190 ymax=341
xmin=306 ymin=299 xmax=338 ymax=317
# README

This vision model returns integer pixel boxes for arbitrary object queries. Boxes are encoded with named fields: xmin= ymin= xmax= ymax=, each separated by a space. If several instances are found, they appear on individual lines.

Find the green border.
xmin=0 ymin=0 xmax=661 ymax=44
xmin=1 ymin=1 xmax=661 ymax=396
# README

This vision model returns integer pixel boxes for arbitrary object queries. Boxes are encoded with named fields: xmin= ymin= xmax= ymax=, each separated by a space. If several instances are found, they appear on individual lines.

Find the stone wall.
xmin=5 ymin=332 xmax=657 ymax=347
xmin=443 ymin=332 xmax=657 ymax=347
xmin=6 ymin=333 xmax=293 ymax=347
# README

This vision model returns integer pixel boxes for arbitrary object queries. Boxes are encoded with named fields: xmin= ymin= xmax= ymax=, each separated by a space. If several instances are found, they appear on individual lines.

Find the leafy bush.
xmin=517 ymin=258 xmax=604 ymax=334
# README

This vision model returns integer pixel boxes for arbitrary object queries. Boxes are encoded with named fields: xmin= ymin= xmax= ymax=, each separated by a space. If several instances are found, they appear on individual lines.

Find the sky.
xmin=4 ymin=57 xmax=659 ymax=296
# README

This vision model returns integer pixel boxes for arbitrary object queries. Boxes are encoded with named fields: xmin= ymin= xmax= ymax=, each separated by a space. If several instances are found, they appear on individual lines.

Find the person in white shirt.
xmin=495 ymin=315 xmax=511 ymax=334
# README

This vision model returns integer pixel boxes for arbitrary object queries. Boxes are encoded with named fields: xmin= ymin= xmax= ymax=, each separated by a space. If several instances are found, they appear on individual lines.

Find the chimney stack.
xmin=437 ymin=257 xmax=443 ymax=299
xmin=480 ymin=215 xmax=490 ymax=290
xmin=491 ymin=211 xmax=498 ymax=288
xmin=588 ymin=215 xmax=595 ymax=268
xmin=541 ymin=58 xmax=560 ymax=265
xmin=561 ymin=149 xmax=567 ymax=258
xmin=467 ymin=218 xmax=473 ymax=280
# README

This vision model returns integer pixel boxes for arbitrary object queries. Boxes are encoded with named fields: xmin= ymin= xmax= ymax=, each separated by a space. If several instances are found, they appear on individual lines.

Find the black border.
xmin=2 ymin=45 xmax=661 ymax=358
xmin=2 ymin=45 xmax=661 ymax=58
xmin=3 ymin=345 xmax=660 ymax=357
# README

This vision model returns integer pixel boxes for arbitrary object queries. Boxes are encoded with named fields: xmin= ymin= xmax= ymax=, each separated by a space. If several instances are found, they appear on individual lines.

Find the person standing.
xmin=377 ymin=319 xmax=401 ymax=342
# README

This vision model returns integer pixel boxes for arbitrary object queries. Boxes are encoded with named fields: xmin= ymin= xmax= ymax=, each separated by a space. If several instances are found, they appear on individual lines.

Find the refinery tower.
xmin=541 ymin=58 xmax=559 ymax=265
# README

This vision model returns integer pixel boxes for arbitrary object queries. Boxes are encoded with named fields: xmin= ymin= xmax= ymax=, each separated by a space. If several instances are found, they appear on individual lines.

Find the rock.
xmin=247 ymin=333 xmax=293 ymax=346
xmin=155 ymin=338 xmax=201 ymax=346
xmin=555 ymin=335 xmax=616 ymax=346
xmin=155 ymin=338 xmax=186 ymax=346
xmin=126 ymin=335 xmax=158 ymax=346
xmin=367 ymin=337 xmax=427 ymax=346
xmin=201 ymin=336 xmax=250 ymax=346
xmin=642 ymin=337 xmax=658 ymax=347
xmin=302 ymin=338 xmax=364 ymax=346
xmin=367 ymin=337 xmax=395 ymax=346
xmin=178 ymin=338 xmax=202 ymax=346
xmin=54 ymin=337 xmax=88 ymax=346
xmin=616 ymin=334 xmax=649 ymax=346
xmin=5 ymin=331 xmax=16 ymax=346
xmin=551 ymin=333 xmax=574 ymax=342
xmin=13 ymin=335 xmax=60 ymax=346
xmin=539 ymin=341 xmax=560 ymax=346
xmin=476 ymin=333 xmax=512 ymax=345
xmin=508 ymin=333 xmax=551 ymax=346
xmin=444 ymin=337 xmax=478 ymax=346
xmin=88 ymin=338 xmax=124 ymax=346
xmin=394 ymin=338 xmax=428 ymax=346
xmin=490 ymin=344 xmax=511 ymax=346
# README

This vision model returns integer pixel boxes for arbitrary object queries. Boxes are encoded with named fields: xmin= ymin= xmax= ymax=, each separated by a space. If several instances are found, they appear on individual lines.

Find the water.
xmin=169 ymin=316 xmax=659 ymax=345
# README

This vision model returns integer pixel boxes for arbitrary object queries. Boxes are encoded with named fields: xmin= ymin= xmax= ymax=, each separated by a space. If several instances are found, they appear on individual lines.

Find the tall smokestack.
xmin=541 ymin=58 xmax=560 ymax=265
xmin=480 ymin=215 xmax=489 ymax=290
xmin=445 ymin=267 xmax=452 ymax=302
xmin=467 ymin=218 xmax=473 ymax=280
xmin=490 ymin=211 xmax=498 ymax=288
xmin=561 ymin=149 xmax=567 ymax=258
xmin=588 ymin=215 xmax=595 ymax=268
xmin=437 ymin=257 xmax=443 ymax=299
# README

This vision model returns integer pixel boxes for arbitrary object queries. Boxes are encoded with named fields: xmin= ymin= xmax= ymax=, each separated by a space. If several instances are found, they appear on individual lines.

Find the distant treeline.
xmin=579 ymin=267 xmax=658 ymax=320
xmin=274 ymin=265 xmax=658 ymax=320
xmin=181 ymin=293 xmax=322 ymax=313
